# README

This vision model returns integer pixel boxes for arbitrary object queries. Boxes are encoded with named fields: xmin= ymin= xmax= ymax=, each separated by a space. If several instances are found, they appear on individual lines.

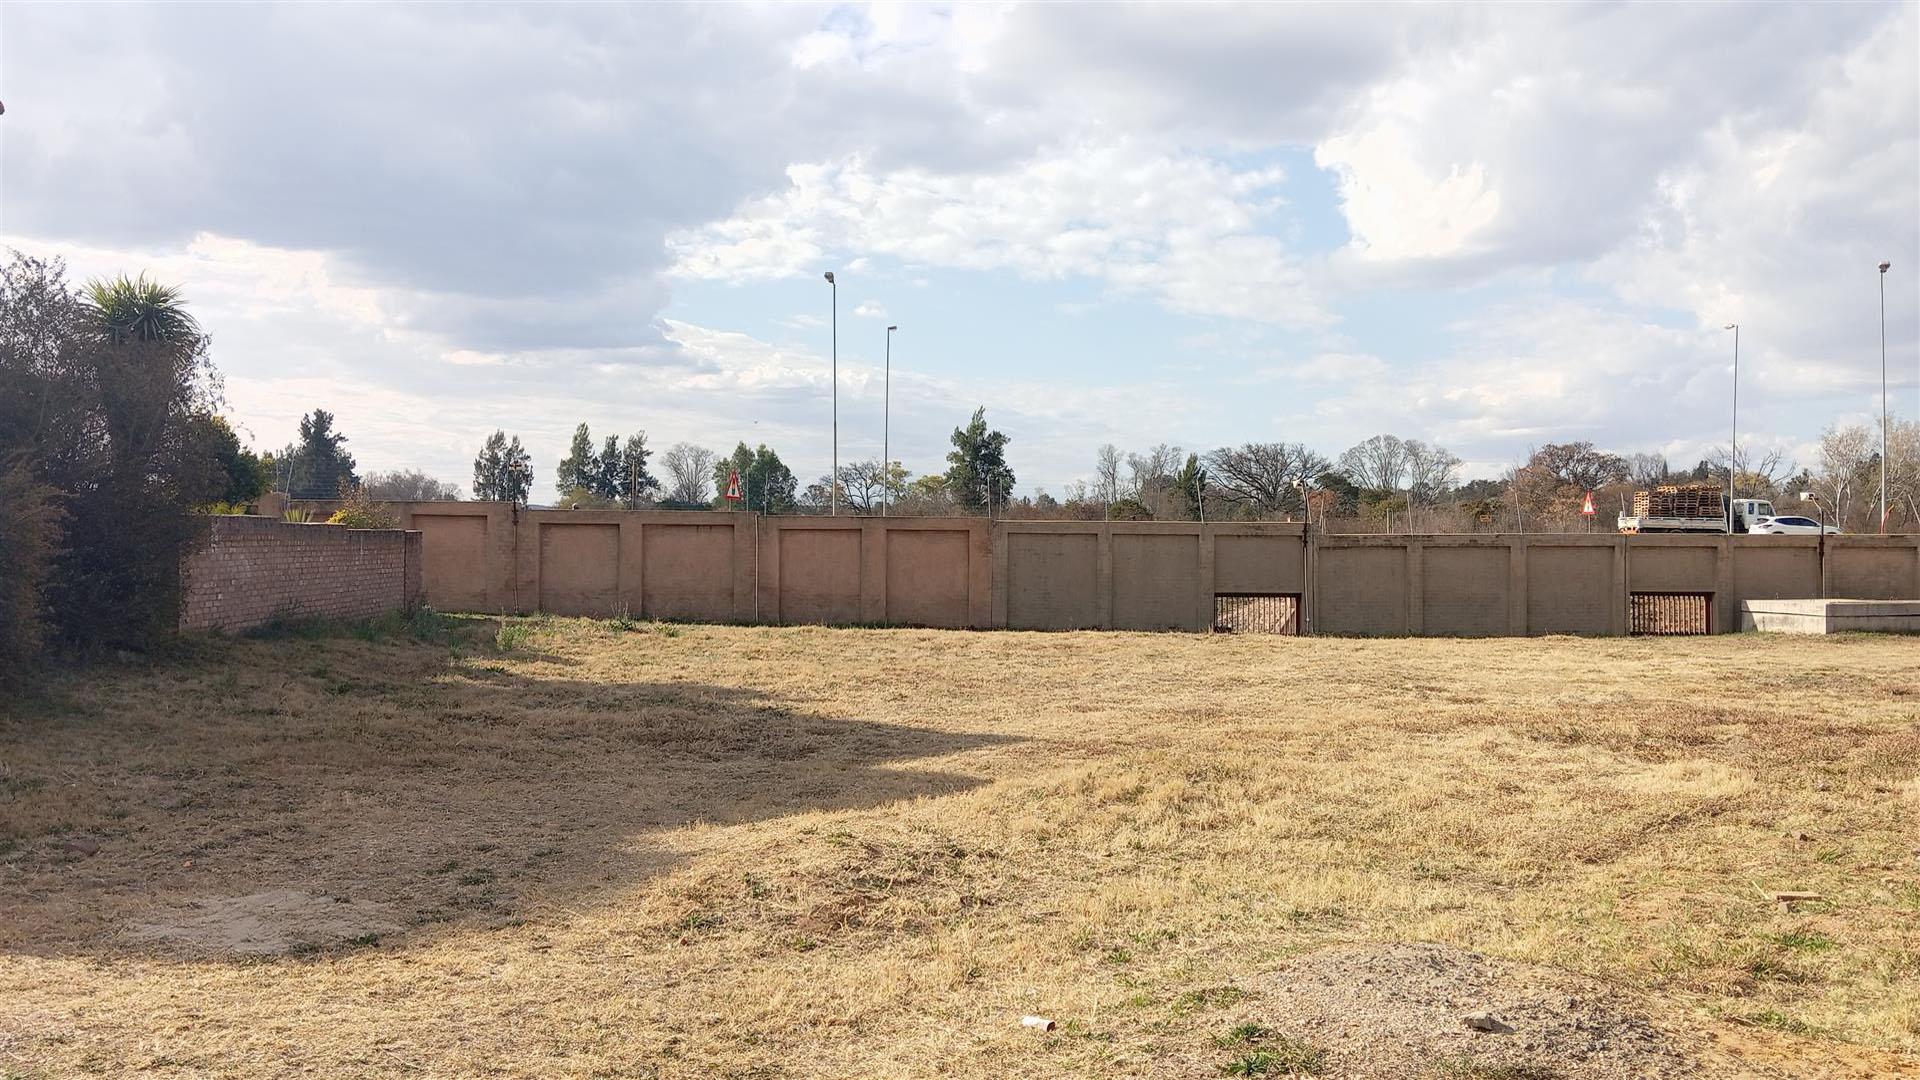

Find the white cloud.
xmin=668 ymin=143 xmax=1329 ymax=329
xmin=3 ymin=1 xmax=1913 ymax=500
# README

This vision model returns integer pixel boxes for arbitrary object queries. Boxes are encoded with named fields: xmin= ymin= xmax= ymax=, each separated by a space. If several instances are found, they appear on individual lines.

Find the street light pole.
xmin=884 ymin=324 xmax=897 ymax=516
xmin=824 ymin=271 xmax=838 ymax=516
xmin=1725 ymin=322 xmax=1739 ymax=534
xmin=1879 ymin=260 xmax=1891 ymax=533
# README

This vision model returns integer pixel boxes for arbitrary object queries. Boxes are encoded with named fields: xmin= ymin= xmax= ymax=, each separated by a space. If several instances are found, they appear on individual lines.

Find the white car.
xmin=1748 ymin=515 xmax=1842 ymax=535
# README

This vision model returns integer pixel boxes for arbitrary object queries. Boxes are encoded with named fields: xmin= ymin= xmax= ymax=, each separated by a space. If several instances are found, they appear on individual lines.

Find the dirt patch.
xmin=1248 ymin=943 xmax=1725 ymax=1079
xmin=128 ymin=889 xmax=399 ymax=955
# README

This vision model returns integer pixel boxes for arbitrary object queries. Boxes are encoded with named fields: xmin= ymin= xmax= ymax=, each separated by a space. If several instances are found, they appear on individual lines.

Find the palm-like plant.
xmin=84 ymin=274 xmax=200 ymax=343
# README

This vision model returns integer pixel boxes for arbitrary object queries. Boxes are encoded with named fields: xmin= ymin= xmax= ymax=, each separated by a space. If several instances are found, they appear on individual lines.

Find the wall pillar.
xmin=990 ymin=521 xmax=1010 ymax=628
xmin=1096 ymin=525 xmax=1115 ymax=629
xmin=617 ymin=518 xmax=645 ymax=617
xmin=1197 ymin=525 xmax=1216 ymax=632
xmin=1406 ymin=539 xmax=1424 ymax=635
xmin=1508 ymin=538 xmax=1528 ymax=635
xmin=860 ymin=520 xmax=887 ymax=623
xmin=1714 ymin=538 xmax=1735 ymax=634
xmin=1611 ymin=537 xmax=1629 ymax=636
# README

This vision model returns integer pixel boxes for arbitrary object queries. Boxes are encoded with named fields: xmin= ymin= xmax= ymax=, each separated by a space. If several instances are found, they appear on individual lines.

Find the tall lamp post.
xmin=1878 ymin=260 xmax=1891 ymax=533
xmin=823 ymin=271 xmax=838 ymax=516
xmin=1725 ymin=322 xmax=1739 ymax=534
xmin=884 ymin=324 xmax=897 ymax=516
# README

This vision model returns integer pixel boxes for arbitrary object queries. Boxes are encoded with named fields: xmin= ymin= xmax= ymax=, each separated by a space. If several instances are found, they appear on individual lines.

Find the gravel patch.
xmin=1246 ymin=942 xmax=1751 ymax=1079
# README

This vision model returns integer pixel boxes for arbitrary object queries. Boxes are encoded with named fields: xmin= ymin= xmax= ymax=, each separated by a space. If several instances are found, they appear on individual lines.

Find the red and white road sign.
xmin=1580 ymin=491 xmax=1596 ymax=516
xmin=724 ymin=470 xmax=743 ymax=501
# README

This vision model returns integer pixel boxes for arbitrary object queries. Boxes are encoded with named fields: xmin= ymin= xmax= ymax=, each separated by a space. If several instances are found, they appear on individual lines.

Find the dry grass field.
xmin=1 ymin=616 xmax=1917 ymax=1078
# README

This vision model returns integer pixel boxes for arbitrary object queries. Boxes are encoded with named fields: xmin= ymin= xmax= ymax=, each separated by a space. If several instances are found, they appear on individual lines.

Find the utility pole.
xmin=823 ymin=271 xmax=838 ymax=516
xmin=1879 ymin=260 xmax=1892 ymax=532
xmin=885 ymin=324 xmax=897 ymax=516
xmin=1724 ymin=322 xmax=1739 ymax=534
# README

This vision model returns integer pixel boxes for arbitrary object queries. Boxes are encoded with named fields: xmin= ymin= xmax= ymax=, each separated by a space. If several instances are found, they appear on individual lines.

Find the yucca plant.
xmin=83 ymin=273 xmax=201 ymax=343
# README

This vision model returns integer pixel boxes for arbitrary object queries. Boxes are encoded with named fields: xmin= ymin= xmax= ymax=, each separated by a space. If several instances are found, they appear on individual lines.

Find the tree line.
xmin=278 ymin=397 xmax=1920 ymax=534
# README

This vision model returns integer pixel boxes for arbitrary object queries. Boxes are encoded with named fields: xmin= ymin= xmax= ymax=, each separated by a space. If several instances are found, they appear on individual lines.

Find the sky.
xmin=2 ymin=2 xmax=1916 ymax=503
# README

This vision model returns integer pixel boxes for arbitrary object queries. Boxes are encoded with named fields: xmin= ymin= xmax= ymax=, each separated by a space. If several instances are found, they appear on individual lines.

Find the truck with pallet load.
xmin=1617 ymin=484 xmax=1774 ymax=534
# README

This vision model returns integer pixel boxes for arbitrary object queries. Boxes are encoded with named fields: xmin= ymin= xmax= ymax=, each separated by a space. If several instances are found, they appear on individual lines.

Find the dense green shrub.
xmin=0 ymin=457 xmax=63 ymax=687
xmin=0 ymin=252 xmax=229 ymax=660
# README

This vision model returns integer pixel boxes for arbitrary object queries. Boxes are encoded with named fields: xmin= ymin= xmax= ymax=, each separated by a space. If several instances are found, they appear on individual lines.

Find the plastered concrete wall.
xmin=1826 ymin=541 xmax=1920 ymax=599
xmin=643 ymin=523 xmax=738 ymax=621
xmin=180 ymin=516 xmax=421 ymax=632
xmin=538 ymin=522 xmax=621 ymax=616
xmin=1525 ymin=544 xmax=1616 ymax=636
xmin=758 ymin=518 xmax=991 ymax=627
xmin=360 ymin=502 xmax=1914 ymax=636
xmin=1420 ymin=543 xmax=1511 ymax=637
xmin=886 ymin=529 xmax=974 ymax=628
xmin=1730 ymin=540 xmax=1822 ymax=606
xmin=1112 ymin=533 xmax=1201 ymax=631
xmin=1003 ymin=530 xmax=1100 ymax=630
xmin=996 ymin=522 xmax=1306 ymax=632
xmin=1313 ymin=543 xmax=1409 ymax=635
xmin=1625 ymin=541 xmax=1720 ymax=594
xmin=776 ymin=527 xmax=863 ymax=624
xmin=1214 ymin=534 xmax=1305 ymax=594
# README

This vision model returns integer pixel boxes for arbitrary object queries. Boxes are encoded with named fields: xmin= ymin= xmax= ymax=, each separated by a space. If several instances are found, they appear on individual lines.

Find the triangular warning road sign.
xmin=1581 ymin=491 xmax=1596 ymax=516
xmin=724 ymin=470 xmax=743 ymax=501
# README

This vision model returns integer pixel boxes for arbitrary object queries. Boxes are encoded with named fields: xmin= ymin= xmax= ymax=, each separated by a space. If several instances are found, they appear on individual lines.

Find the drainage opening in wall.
xmin=1630 ymin=592 xmax=1712 ymax=636
xmin=1214 ymin=594 xmax=1300 ymax=635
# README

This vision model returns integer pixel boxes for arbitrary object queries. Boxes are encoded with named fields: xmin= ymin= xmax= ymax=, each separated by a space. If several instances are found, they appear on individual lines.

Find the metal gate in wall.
xmin=1629 ymin=592 xmax=1712 ymax=635
xmin=1214 ymin=593 xmax=1301 ymax=635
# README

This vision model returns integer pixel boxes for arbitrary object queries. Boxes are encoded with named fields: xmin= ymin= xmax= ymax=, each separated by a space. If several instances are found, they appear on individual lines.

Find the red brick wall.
xmin=180 ymin=516 xmax=422 ymax=632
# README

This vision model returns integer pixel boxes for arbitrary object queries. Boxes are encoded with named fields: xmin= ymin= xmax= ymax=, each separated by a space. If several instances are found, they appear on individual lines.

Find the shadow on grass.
xmin=0 ymin=615 xmax=1018 ymax=962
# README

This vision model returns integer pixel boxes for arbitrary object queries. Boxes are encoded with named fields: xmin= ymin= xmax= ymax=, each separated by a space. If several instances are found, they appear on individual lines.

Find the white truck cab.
xmin=1731 ymin=498 xmax=1775 ymax=532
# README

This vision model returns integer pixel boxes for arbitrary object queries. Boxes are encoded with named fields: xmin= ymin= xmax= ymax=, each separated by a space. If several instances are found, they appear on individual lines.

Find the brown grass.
xmin=1 ymin=616 xmax=1916 ymax=1078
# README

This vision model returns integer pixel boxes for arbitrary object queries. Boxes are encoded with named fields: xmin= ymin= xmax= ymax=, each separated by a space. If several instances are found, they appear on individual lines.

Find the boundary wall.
xmin=180 ymin=516 xmax=423 ymax=632
xmin=266 ymin=500 xmax=1920 ymax=636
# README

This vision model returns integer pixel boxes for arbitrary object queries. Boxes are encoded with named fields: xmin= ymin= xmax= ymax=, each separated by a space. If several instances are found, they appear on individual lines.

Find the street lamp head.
xmin=887 ymin=324 xmax=897 ymax=332
xmin=1723 ymin=323 xmax=1736 ymax=330
xmin=1879 ymin=261 xmax=1891 ymax=274
xmin=822 ymin=271 xmax=835 ymax=284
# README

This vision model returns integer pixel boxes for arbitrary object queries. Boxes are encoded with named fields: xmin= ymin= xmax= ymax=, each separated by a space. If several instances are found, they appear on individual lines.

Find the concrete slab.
xmin=1739 ymin=598 xmax=1920 ymax=634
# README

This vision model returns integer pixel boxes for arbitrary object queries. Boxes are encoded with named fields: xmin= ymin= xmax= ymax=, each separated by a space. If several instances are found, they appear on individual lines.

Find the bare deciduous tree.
xmin=1094 ymin=444 xmax=1122 ymax=506
xmin=661 ymin=442 xmax=716 ymax=504
xmin=1126 ymin=443 xmax=1185 ymax=517
xmin=1403 ymin=440 xmax=1463 ymax=506
xmin=1812 ymin=422 xmax=1874 ymax=527
xmin=1625 ymin=452 xmax=1671 ymax=487
xmin=1337 ymin=434 xmax=1410 ymax=492
xmin=1204 ymin=442 xmax=1329 ymax=516
xmin=364 ymin=469 xmax=461 ymax=501
xmin=1705 ymin=443 xmax=1793 ymax=499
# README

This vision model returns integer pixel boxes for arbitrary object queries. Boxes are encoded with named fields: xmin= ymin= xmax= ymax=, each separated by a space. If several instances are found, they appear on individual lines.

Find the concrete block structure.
xmin=1739 ymin=598 xmax=1920 ymax=634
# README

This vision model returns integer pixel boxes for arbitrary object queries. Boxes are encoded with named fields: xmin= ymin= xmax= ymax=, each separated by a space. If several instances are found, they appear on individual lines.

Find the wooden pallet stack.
xmin=1632 ymin=484 xmax=1723 ymax=518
